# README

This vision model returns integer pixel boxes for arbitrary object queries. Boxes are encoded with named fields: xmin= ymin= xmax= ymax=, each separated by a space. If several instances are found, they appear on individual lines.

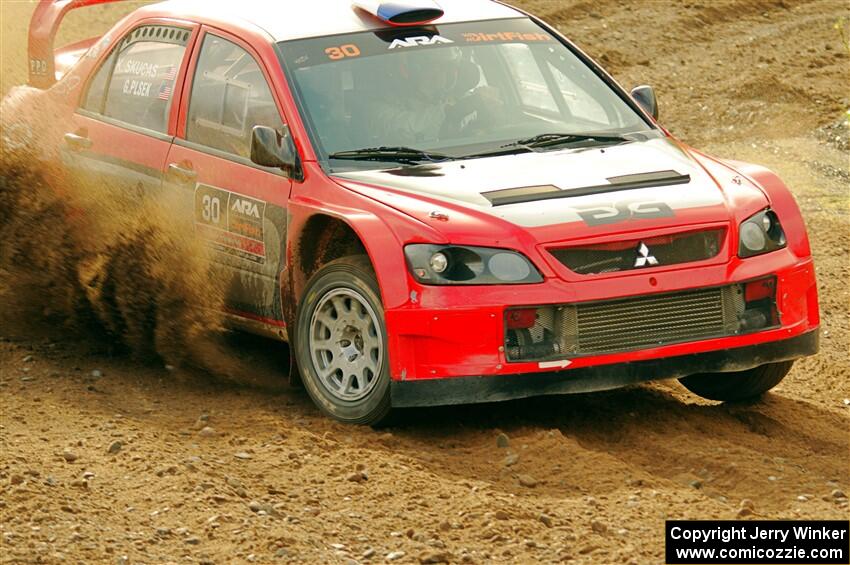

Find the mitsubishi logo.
xmin=634 ymin=242 xmax=659 ymax=268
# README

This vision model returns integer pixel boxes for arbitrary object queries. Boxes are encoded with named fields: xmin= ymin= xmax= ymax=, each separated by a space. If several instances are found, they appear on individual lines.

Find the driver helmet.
xmin=400 ymin=46 xmax=462 ymax=102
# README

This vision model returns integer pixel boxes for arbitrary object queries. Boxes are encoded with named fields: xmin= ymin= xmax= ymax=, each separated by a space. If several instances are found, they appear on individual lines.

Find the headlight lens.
xmin=738 ymin=209 xmax=786 ymax=258
xmin=405 ymin=244 xmax=543 ymax=285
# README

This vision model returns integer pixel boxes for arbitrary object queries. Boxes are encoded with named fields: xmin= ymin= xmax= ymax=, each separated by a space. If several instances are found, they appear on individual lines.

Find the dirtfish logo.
xmin=231 ymin=198 xmax=261 ymax=219
xmin=389 ymin=35 xmax=454 ymax=49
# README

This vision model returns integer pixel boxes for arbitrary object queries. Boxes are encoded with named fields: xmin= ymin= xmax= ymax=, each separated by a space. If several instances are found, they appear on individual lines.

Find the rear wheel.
xmin=678 ymin=361 xmax=793 ymax=401
xmin=294 ymin=255 xmax=391 ymax=425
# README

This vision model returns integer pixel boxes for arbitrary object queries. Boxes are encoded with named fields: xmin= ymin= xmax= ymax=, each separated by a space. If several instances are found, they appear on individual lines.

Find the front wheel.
xmin=678 ymin=361 xmax=793 ymax=402
xmin=294 ymin=255 xmax=391 ymax=425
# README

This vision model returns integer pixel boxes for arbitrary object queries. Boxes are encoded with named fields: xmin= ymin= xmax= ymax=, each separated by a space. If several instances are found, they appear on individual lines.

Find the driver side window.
xmin=186 ymin=34 xmax=284 ymax=159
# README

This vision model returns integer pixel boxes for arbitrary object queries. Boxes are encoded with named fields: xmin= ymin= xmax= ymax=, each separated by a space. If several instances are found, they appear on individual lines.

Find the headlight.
xmin=405 ymin=244 xmax=543 ymax=285
xmin=738 ymin=209 xmax=786 ymax=258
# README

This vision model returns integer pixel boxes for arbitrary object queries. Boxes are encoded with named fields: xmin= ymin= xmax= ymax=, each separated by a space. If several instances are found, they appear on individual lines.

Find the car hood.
xmin=333 ymin=137 xmax=768 ymax=244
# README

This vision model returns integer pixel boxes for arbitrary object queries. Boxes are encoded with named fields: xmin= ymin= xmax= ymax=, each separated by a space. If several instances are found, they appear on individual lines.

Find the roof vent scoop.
xmin=353 ymin=0 xmax=444 ymax=26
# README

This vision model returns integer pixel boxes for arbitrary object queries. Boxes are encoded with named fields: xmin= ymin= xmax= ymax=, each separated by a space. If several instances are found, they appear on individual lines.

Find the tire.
xmin=294 ymin=255 xmax=392 ymax=425
xmin=678 ymin=361 xmax=793 ymax=402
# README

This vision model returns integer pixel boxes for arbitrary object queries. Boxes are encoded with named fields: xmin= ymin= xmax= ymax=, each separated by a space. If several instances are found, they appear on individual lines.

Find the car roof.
xmin=148 ymin=0 xmax=525 ymax=42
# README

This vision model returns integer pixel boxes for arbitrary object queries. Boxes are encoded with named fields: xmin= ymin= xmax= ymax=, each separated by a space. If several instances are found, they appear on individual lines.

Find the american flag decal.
xmin=162 ymin=65 xmax=177 ymax=81
xmin=157 ymin=81 xmax=173 ymax=100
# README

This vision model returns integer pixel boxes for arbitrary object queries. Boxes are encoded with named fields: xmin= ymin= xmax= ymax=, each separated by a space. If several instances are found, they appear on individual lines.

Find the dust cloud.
xmin=0 ymin=86 xmax=230 ymax=374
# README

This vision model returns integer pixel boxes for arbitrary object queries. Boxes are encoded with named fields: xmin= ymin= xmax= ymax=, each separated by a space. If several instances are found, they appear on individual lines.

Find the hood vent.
xmin=482 ymin=170 xmax=690 ymax=206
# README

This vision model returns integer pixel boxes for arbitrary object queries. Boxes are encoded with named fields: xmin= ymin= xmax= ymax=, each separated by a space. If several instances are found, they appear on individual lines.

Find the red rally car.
xmin=15 ymin=0 xmax=819 ymax=424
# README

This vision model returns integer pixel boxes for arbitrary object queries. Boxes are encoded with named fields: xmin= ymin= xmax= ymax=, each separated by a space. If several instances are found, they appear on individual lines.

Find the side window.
xmin=82 ymin=50 xmax=116 ymax=112
xmin=186 ymin=34 xmax=284 ymax=159
xmin=501 ymin=44 xmax=558 ymax=114
xmin=82 ymin=25 xmax=190 ymax=133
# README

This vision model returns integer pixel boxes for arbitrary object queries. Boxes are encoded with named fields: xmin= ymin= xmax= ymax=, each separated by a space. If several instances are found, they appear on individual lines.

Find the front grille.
xmin=505 ymin=285 xmax=746 ymax=362
xmin=549 ymin=229 xmax=725 ymax=275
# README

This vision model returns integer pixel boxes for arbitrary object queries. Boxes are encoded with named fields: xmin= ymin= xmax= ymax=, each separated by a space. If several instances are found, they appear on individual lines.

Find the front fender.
xmin=286 ymin=163 xmax=446 ymax=317
xmin=724 ymin=159 xmax=812 ymax=260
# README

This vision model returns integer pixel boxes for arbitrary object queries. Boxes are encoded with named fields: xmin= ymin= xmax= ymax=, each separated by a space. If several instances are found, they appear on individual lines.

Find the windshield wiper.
xmin=328 ymin=146 xmax=454 ymax=164
xmin=503 ymin=132 xmax=633 ymax=150
xmin=457 ymin=146 xmax=534 ymax=160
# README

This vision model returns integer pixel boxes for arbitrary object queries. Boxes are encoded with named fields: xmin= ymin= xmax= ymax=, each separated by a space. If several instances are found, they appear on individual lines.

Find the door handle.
xmin=63 ymin=132 xmax=92 ymax=150
xmin=167 ymin=163 xmax=197 ymax=183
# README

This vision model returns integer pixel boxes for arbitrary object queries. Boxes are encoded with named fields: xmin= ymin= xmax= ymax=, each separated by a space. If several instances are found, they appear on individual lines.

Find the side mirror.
xmin=250 ymin=125 xmax=299 ymax=175
xmin=630 ymin=85 xmax=658 ymax=121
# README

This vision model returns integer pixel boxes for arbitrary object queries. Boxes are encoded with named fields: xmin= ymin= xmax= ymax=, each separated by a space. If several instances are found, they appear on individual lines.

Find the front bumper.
xmin=391 ymin=329 xmax=819 ymax=407
xmin=385 ymin=250 xmax=819 ymax=382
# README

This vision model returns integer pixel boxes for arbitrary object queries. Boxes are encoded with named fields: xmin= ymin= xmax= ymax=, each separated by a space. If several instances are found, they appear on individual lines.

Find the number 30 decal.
xmin=325 ymin=44 xmax=361 ymax=60
xmin=202 ymin=194 xmax=221 ymax=224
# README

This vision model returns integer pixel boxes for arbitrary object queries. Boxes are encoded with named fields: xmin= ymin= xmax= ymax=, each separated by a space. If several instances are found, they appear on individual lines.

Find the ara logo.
xmin=634 ymin=242 xmax=659 ymax=268
xmin=388 ymin=35 xmax=454 ymax=49
xmin=231 ymin=198 xmax=261 ymax=219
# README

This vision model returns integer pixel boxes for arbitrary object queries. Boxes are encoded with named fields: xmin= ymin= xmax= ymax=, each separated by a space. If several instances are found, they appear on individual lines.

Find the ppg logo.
xmin=576 ymin=201 xmax=674 ymax=226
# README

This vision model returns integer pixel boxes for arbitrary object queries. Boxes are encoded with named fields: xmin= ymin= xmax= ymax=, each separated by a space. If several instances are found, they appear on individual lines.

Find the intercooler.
xmin=505 ymin=285 xmax=751 ymax=362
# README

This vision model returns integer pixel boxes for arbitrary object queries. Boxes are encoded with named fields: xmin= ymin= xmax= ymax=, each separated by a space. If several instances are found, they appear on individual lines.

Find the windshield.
xmin=277 ymin=18 xmax=658 ymax=171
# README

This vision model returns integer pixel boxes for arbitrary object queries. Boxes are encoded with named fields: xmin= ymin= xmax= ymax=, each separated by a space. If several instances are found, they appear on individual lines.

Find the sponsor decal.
xmin=574 ymin=201 xmax=674 ymax=226
xmin=231 ymin=198 xmax=261 ymax=219
xmin=462 ymin=31 xmax=552 ymax=43
xmin=194 ymin=184 xmax=267 ymax=263
xmin=388 ymin=35 xmax=454 ymax=49
xmin=29 ymin=58 xmax=48 ymax=76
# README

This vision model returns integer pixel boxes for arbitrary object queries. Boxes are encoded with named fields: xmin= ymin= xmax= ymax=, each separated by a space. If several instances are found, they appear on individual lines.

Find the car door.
xmin=66 ymin=23 xmax=196 ymax=202
xmin=164 ymin=28 xmax=292 ymax=334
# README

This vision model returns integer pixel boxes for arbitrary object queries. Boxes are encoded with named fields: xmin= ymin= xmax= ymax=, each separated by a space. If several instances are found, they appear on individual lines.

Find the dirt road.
xmin=1 ymin=1 xmax=848 ymax=564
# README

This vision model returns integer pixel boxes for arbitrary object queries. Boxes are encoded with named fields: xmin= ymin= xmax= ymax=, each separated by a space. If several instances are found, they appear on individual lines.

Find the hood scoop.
xmin=482 ymin=170 xmax=691 ymax=206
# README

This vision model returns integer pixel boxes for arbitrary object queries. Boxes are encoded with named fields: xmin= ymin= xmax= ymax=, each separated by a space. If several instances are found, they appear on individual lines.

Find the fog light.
xmin=429 ymin=252 xmax=449 ymax=273
xmin=739 ymin=309 xmax=768 ymax=332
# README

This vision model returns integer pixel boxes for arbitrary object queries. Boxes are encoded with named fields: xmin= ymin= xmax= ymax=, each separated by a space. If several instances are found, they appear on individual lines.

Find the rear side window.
xmin=82 ymin=25 xmax=190 ymax=134
xmin=186 ymin=34 xmax=284 ymax=159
